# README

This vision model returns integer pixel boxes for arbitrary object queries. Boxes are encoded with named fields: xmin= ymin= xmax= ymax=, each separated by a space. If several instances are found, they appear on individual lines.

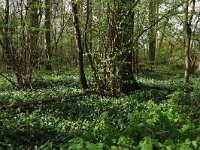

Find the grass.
xmin=0 ymin=69 xmax=200 ymax=149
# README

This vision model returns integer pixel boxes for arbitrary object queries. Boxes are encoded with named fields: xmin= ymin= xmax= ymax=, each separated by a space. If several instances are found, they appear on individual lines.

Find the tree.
xmin=45 ymin=0 xmax=52 ymax=70
xmin=0 ymin=0 xmax=41 ymax=87
xmin=148 ymin=0 xmax=157 ymax=63
xmin=183 ymin=0 xmax=195 ymax=83
xmin=114 ymin=0 xmax=140 ymax=94
xmin=91 ymin=0 xmax=140 ymax=96
xmin=51 ymin=0 xmax=67 ymax=74
xmin=29 ymin=0 xmax=41 ymax=68
xmin=71 ymin=0 xmax=89 ymax=90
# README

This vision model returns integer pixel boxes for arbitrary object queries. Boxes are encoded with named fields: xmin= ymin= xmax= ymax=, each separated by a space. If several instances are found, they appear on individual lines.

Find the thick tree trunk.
xmin=120 ymin=52 xmax=139 ymax=94
xmin=72 ymin=0 xmax=89 ymax=90
xmin=113 ymin=2 xmax=139 ymax=95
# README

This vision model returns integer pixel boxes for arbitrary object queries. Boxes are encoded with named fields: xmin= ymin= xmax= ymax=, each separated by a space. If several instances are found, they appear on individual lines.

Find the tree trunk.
xmin=72 ymin=0 xmax=89 ymax=90
xmin=1 ymin=0 xmax=40 ymax=87
xmin=29 ymin=0 xmax=40 ymax=71
xmin=45 ymin=0 xmax=52 ymax=70
xmin=108 ymin=1 xmax=139 ymax=95
xmin=148 ymin=0 xmax=157 ymax=63
xmin=189 ymin=56 xmax=196 ymax=74
xmin=2 ymin=0 xmax=12 ymax=65
xmin=183 ymin=0 xmax=195 ymax=83
xmin=120 ymin=16 xmax=138 ymax=94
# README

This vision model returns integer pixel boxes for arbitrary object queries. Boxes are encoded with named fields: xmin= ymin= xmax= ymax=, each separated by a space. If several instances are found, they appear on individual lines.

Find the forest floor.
xmin=0 ymin=68 xmax=200 ymax=149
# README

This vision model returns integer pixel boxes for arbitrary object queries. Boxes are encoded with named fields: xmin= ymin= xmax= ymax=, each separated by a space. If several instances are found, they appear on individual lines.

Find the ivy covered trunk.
xmin=116 ymin=2 xmax=139 ymax=94
xmin=102 ymin=0 xmax=139 ymax=96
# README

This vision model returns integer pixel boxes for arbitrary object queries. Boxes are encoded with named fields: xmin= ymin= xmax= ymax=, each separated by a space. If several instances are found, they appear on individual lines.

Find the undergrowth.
xmin=0 ymin=70 xmax=199 ymax=149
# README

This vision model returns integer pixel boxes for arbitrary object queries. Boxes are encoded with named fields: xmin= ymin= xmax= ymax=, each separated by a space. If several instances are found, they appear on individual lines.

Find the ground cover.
xmin=0 ymin=70 xmax=199 ymax=149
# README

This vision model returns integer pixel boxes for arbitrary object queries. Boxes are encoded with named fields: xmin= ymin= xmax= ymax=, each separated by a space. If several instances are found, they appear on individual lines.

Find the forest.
xmin=0 ymin=0 xmax=200 ymax=149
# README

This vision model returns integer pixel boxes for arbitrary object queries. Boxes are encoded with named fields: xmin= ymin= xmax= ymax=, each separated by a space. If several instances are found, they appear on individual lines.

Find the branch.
xmin=0 ymin=72 xmax=18 ymax=87
xmin=134 ymin=3 xmax=182 ymax=45
xmin=0 ymin=90 xmax=99 ymax=110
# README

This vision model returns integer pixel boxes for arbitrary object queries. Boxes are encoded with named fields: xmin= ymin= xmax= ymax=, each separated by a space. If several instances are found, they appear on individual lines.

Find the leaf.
xmin=139 ymin=137 xmax=153 ymax=150
xmin=192 ymin=140 xmax=197 ymax=149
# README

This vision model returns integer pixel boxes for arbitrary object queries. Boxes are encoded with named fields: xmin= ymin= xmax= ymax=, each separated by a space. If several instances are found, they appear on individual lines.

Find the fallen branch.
xmin=0 ymin=90 xmax=99 ymax=110
xmin=0 ymin=72 xmax=18 ymax=87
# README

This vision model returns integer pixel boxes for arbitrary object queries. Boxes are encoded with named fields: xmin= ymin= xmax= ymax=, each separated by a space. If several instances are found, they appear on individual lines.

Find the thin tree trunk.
xmin=84 ymin=0 xmax=104 ymax=95
xmin=148 ymin=0 xmax=157 ymax=63
xmin=72 ymin=0 xmax=88 ymax=90
xmin=3 ymin=0 xmax=11 ymax=65
xmin=45 ymin=0 xmax=52 ymax=70
xmin=183 ymin=0 xmax=195 ymax=83
xmin=184 ymin=31 xmax=190 ymax=83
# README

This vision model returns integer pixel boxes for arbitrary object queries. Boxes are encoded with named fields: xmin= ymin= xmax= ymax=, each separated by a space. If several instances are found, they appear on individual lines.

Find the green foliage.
xmin=0 ymin=76 xmax=12 ymax=91
xmin=0 ymin=70 xmax=200 ymax=149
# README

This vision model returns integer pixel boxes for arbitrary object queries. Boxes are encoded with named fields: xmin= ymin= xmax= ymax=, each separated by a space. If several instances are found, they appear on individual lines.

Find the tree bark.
xmin=72 ymin=0 xmax=89 ymax=90
xmin=108 ymin=1 xmax=139 ymax=95
xmin=148 ymin=0 xmax=157 ymax=63
xmin=183 ymin=0 xmax=195 ymax=83
xmin=2 ymin=0 xmax=12 ymax=65
xmin=45 ymin=0 xmax=52 ymax=70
